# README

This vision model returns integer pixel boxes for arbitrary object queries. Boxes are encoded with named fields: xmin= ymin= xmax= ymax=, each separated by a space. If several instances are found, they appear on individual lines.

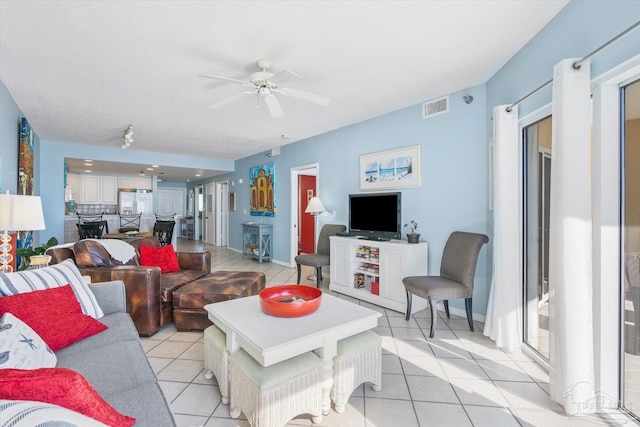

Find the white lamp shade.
xmin=0 ymin=193 xmax=46 ymax=231
xmin=305 ymin=196 xmax=326 ymax=214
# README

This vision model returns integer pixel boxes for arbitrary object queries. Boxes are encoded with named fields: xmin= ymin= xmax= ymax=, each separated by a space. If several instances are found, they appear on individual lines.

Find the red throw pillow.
xmin=0 ymin=367 xmax=136 ymax=426
xmin=139 ymin=243 xmax=181 ymax=273
xmin=0 ymin=285 xmax=107 ymax=352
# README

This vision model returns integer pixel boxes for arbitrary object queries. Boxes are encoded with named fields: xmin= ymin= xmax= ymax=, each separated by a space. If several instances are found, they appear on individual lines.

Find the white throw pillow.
xmin=0 ymin=258 xmax=104 ymax=319
xmin=0 ymin=312 xmax=56 ymax=369
xmin=0 ymin=400 xmax=108 ymax=426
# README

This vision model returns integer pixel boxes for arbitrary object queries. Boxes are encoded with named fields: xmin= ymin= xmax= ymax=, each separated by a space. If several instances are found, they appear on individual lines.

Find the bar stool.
xmin=203 ymin=325 xmax=230 ymax=404
xmin=331 ymin=330 xmax=382 ymax=413
xmin=229 ymin=349 xmax=324 ymax=426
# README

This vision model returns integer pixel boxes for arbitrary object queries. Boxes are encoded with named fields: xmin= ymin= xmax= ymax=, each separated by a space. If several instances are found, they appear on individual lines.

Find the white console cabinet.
xmin=329 ymin=236 xmax=429 ymax=315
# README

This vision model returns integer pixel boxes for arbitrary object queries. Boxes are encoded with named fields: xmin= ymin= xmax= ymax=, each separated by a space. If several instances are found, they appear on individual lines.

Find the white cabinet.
xmin=81 ymin=175 xmax=100 ymax=204
xmin=100 ymin=176 xmax=118 ymax=204
xmin=134 ymin=176 xmax=152 ymax=190
xmin=157 ymin=188 xmax=185 ymax=216
xmin=117 ymin=176 xmax=152 ymax=190
xmin=66 ymin=173 xmax=81 ymax=203
xmin=329 ymin=236 xmax=429 ymax=315
xmin=118 ymin=176 xmax=135 ymax=189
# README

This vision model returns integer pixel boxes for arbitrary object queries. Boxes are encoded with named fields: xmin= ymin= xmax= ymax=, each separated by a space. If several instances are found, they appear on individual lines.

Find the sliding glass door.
xmin=523 ymin=116 xmax=552 ymax=360
xmin=622 ymin=78 xmax=640 ymax=413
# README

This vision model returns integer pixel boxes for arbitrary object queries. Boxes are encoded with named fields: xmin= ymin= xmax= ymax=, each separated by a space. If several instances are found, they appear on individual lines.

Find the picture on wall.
xmin=360 ymin=145 xmax=421 ymax=190
xmin=18 ymin=117 xmax=34 ymax=196
xmin=250 ymin=162 xmax=276 ymax=217
xmin=229 ymin=192 xmax=237 ymax=211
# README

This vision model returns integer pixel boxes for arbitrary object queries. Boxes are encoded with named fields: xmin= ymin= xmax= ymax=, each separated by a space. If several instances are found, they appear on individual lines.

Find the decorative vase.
xmin=407 ymin=233 xmax=420 ymax=244
xmin=65 ymin=200 xmax=77 ymax=214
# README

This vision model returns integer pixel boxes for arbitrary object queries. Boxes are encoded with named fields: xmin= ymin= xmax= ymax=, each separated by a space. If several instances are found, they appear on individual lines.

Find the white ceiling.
xmin=0 ymin=1 xmax=568 ymax=182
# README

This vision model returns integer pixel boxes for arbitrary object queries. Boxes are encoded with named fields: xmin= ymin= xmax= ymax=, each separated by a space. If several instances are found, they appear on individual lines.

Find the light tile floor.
xmin=139 ymin=239 xmax=635 ymax=426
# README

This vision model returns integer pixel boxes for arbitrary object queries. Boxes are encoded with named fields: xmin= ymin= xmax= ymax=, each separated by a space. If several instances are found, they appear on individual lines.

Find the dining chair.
xmin=402 ymin=231 xmax=489 ymax=338
xmin=295 ymin=224 xmax=346 ymax=288
xmin=119 ymin=213 xmax=141 ymax=233
xmin=76 ymin=221 xmax=107 ymax=239
xmin=153 ymin=220 xmax=176 ymax=246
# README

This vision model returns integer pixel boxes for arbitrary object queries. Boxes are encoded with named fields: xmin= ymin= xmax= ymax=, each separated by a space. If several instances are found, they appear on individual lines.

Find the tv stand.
xmin=329 ymin=236 xmax=429 ymax=315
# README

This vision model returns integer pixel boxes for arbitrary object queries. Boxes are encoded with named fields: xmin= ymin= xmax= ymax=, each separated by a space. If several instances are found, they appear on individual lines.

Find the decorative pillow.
xmin=139 ymin=243 xmax=181 ymax=273
xmin=0 ymin=399 xmax=109 ymax=426
xmin=0 ymin=285 xmax=107 ymax=352
xmin=0 ymin=312 xmax=56 ymax=369
xmin=0 ymin=258 xmax=104 ymax=318
xmin=0 ymin=368 xmax=136 ymax=426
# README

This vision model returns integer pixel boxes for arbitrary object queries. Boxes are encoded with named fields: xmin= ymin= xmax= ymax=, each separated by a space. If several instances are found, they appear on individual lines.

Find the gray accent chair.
xmin=295 ymin=224 xmax=346 ymax=288
xmin=403 ymin=231 xmax=489 ymax=338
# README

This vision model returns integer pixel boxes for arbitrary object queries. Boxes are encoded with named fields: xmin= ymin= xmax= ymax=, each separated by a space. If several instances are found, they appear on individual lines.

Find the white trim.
xmin=290 ymin=163 xmax=320 ymax=268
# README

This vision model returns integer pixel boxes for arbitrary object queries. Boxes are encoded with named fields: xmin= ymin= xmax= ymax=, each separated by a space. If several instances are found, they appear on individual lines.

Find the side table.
xmin=242 ymin=223 xmax=272 ymax=263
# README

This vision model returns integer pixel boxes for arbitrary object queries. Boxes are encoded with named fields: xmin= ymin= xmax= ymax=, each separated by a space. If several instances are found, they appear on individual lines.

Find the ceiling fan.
xmin=202 ymin=59 xmax=330 ymax=118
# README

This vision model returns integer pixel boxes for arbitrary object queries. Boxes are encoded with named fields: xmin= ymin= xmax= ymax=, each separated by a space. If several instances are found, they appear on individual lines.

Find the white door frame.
xmin=215 ymin=180 xmax=229 ymax=246
xmin=195 ymin=184 xmax=203 ymax=240
xmin=290 ymin=163 xmax=319 ymax=267
xmin=205 ymin=182 xmax=215 ymax=244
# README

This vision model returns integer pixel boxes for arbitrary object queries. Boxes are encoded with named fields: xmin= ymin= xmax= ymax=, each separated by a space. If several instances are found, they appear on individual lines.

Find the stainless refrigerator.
xmin=118 ymin=190 xmax=153 ymax=215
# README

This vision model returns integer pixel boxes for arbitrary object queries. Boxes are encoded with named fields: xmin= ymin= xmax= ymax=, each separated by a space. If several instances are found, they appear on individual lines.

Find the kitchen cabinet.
xmin=134 ymin=176 xmax=152 ymax=190
xmin=329 ymin=236 xmax=429 ymax=315
xmin=66 ymin=173 xmax=81 ymax=203
xmin=81 ymin=175 xmax=100 ymax=204
xmin=118 ymin=176 xmax=135 ymax=189
xmin=100 ymin=176 xmax=118 ymax=204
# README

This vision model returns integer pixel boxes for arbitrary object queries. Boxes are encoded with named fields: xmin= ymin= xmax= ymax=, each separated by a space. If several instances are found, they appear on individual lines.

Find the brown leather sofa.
xmin=48 ymin=236 xmax=211 ymax=337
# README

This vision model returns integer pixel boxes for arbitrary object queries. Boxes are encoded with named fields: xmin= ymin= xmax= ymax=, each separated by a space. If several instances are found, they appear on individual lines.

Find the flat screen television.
xmin=349 ymin=192 xmax=401 ymax=240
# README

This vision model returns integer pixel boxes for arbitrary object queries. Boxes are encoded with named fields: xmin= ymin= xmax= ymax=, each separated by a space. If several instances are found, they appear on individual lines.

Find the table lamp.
xmin=0 ymin=191 xmax=46 ymax=272
xmin=305 ymin=197 xmax=325 ymax=216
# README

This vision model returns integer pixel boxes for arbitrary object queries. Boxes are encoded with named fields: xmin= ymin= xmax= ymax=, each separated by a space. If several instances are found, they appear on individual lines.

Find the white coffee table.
xmin=205 ymin=292 xmax=381 ymax=415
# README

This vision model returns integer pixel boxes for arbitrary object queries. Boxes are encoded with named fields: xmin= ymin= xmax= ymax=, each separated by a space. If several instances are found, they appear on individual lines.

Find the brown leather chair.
xmin=48 ymin=236 xmax=211 ymax=337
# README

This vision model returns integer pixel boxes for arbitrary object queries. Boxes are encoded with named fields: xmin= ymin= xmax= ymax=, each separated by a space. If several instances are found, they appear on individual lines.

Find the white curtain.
xmin=548 ymin=58 xmax=595 ymax=415
xmin=483 ymin=105 xmax=522 ymax=353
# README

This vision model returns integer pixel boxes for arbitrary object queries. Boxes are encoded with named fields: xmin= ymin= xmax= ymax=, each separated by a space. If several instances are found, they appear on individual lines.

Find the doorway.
xmin=215 ymin=181 xmax=228 ymax=247
xmin=290 ymin=164 xmax=319 ymax=267
xmin=523 ymin=115 xmax=552 ymax=361
xmin=195 ymin=185 xmax=203 ymax=240
xmin=205 ymin=183 xmax=215 ymax=244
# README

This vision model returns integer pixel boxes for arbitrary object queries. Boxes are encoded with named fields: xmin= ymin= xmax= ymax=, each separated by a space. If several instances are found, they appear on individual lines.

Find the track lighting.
xmin=121 ymin=124 xmax=134 ymax=149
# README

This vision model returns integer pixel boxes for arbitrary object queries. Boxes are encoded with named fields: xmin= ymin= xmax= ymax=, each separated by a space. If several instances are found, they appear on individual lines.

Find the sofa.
xmin=0 ymin=279 xmax=176 ymax=426
xmin=48 ymin=236 xmax=211 ymax=337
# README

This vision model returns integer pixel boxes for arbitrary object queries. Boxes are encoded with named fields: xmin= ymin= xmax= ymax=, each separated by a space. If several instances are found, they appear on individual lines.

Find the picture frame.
xmin=229 ymin=192 xmax=236 ymax=211
xmin=249 ymin=162 xmax=276 ymax=217
xmin=359 ymin=145 xmax=421 ymax=190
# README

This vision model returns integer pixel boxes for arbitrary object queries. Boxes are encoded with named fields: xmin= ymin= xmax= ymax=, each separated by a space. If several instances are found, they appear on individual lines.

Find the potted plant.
xmin=16 ymin=236 xmax=58 ymax=270
xmin=404 ymin=220 xmax=420 ymax=244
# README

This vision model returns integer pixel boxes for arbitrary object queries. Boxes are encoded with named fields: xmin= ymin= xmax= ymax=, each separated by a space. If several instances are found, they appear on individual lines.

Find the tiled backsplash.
xmin=75 ymin=204 xmax=117 ymax=214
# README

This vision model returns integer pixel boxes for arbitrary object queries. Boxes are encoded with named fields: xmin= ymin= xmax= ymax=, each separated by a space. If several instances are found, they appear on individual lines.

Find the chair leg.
xmin=316 ymin=267 xmax=322 ymax=288
xmin=465 ymin=298 xmax=474 ymax=332
xmin=443 ymin=300 xmax=450 ymax=318
xmin=296 ymin=264 xmax=302 ymax=284
xmin=428 ymin=297 xmax=437 ymax=338
xmin=405 ymin=291 xmax=412 ymax=321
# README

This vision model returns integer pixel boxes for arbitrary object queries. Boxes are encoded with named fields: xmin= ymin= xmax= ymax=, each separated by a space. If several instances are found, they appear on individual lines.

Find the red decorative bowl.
xmin=259 ymin=285 xmax=322 ymax=317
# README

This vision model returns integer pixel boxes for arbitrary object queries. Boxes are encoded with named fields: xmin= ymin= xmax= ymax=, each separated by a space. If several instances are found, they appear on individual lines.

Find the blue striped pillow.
xmin=0 ymin=400 xmax=108 ymax=426
xmin=0 ymin=259 xmax=104 ymax=319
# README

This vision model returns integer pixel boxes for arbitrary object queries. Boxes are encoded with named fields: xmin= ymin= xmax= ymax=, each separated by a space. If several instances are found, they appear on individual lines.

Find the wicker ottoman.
xmin=203 ymin=324 xmax=230 ymax=404
xmin=229 ymin=349 xmax=324 ymax=426
xmin=173 ymin=271 xmax=266 ymax=331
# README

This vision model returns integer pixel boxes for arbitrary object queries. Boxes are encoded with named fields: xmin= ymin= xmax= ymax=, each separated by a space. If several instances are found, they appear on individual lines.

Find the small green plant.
xmin=403 ymin=220 xmax=418 ymax=235
xmin=17 ymin=237 xmax=58 ymax=270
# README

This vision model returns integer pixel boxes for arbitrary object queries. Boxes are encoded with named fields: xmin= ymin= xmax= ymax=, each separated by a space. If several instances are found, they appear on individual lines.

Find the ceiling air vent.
xmin=422 ymin=96 xmax=449 ymax=118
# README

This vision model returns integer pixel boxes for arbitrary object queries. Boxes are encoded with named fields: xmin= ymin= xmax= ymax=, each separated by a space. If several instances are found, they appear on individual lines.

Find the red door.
xmin=299 ymin=175 xmax=316 ymax=254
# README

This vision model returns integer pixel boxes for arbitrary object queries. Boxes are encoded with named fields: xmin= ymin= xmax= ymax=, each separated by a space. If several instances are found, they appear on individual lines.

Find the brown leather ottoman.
xmin=172 ymin=271 xmax=266 ymax=331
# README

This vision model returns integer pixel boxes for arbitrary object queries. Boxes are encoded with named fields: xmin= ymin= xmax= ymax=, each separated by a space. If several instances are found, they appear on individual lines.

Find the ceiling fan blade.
xmin=209 ymin=91 xmax=253 ymax=109
xmin=269 ymin=69 xmax=301 ymax=86
xmin=263 ymin=94 xmax=284 ymax=118
xmin=200 ymin=74 xmax=253 ymax=86
xmin=280 ymin=87 xmax=330 ymax=106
